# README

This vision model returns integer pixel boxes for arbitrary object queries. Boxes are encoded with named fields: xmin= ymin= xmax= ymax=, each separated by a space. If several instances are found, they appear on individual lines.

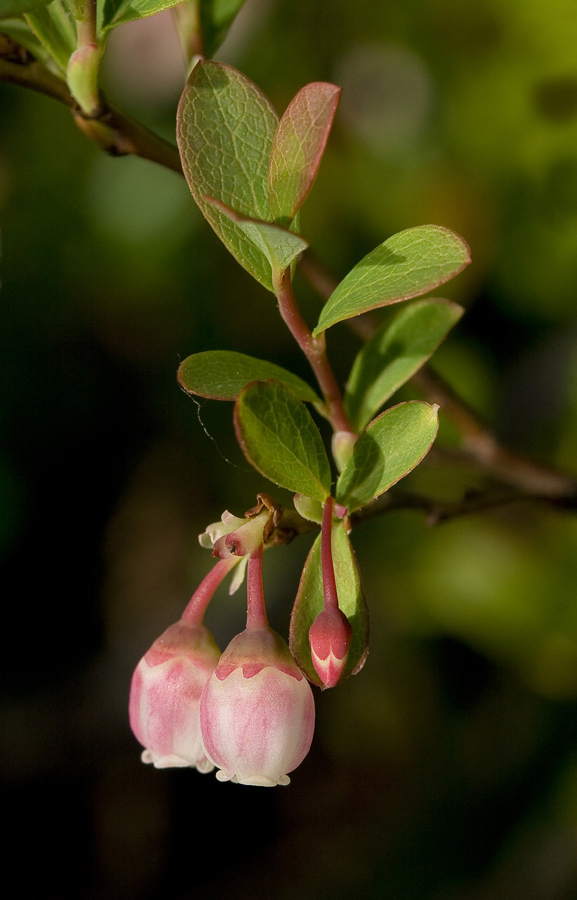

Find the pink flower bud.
xmin=309 ymin=607 xmax=353 ymax=688
xmin=200 ymin=626 xmax=315 ymax=786
xmin=129 ymin=620 xmax=220 ymax=770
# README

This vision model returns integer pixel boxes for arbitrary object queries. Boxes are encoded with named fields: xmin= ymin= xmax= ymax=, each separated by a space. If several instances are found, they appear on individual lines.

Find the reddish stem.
xmin=181 ymin=556 xmax=239 ymax=625
xmin=321 ymin=497 xmax=339 ymax=610
xmin=76 ymin=0 xmax=98 ymax=48
xmin=246 ymin=546 xmax=269 ymax=629
xmin=274 ymin=267 xmax=354 ymax=435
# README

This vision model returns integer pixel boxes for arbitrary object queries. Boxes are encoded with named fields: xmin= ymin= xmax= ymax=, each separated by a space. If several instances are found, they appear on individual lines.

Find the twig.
xmin=0 ymin=53 xmax=73 ymax=104
xmin=297 ymin=251 xmax=577 ymax=504
xmin=410 ymin=367 xmax=577 ymax=499
xmin=0 ymin=53 xmax=183 ymax=173
xmin=351 ymin=486 xmax=577 ymax=529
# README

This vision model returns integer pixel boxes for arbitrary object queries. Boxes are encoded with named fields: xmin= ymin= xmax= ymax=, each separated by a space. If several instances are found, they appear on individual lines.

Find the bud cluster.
xmin=129 ymin=495 xmax=367 ymax=786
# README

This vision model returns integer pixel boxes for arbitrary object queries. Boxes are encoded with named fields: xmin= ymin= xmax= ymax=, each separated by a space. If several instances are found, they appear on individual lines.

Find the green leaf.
xmin=336 ymin=401 xmax=439 ymax=512
xmin=0 ymin=0 xmax=50 ymax=17
xmin=23 ymin=0 xmax=75 ymax=73
xmin=101 ymin=0 xmax=184 ymax=32
xmin=313 ymin=225 xmax=471 ymax=335
xmin=234 ymin=380 xmax=332 ymax=501
xmin=200 ymin=0 xmax=248 ymax=58
xmin=203 ymin=196 xmax=308 ymax=273
xmin=268 ymin=81 xmax=341 ymax=224
xmin=178 ymin=350 xmax=321 ymax=403
xmin=177 ymin=59 xmax=279 ymax=291
xmin=289 ymin=525 xmax=369 ymax=687
xmin=345 ymin=298 xmax=464 ymax=432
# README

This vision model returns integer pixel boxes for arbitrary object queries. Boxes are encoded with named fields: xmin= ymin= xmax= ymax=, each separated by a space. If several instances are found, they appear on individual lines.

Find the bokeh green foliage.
xmin=3 ymin=0 xmax=577 ymax=898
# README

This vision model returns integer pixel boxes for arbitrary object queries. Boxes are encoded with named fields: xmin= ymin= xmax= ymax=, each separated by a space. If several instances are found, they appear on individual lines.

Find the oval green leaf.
xmin=101 ymin=0 xmax=185 ymax=32
xmin=177 ymin=59 xmax=279 ymax=291
xmin=234 ymin=380 xmax=331 ymax=501
xmin=268 ymin=82 xmax=341 ymax=225
xmin=313 ymin=225 xmax=471 ymax=335
xmin=178 ymin=351 xmax=321 ymax=403
xmin=289 ymin=525 xmax=369 ymax=687
xmin=345 ymin=298 xmax=464 ymax=432
xmin=336 ymin=401 xmax=439 ymax=512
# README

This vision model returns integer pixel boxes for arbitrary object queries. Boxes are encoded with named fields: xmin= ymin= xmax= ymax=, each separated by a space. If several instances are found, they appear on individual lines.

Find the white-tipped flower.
xmin=129 ymin=620 xmax=220 ymax=770
xmin=200 ymin=626 xmax=315 ymax=786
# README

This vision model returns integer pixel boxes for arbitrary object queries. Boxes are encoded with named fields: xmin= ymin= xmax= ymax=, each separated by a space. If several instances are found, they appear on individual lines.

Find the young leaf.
xmin=0 ymin=0 xmax=50 ymax=16
xmin=23 ymin=1 xmax=76 ymax=74
xmin=178 ymin=350 xmax=321 ymax=403
xmin=199 ymin=0 xmax=248 ymax=59
xmin=203 ymin=196 xmax=308 ymax=273
xmin=345 ymin=298 xmax=464 ymax=432
xmin=268 ymin=82 xmax=341 ymax=224
xmin=289 ymin=525 xmax=369 ymax=687
xmin=177 ymin=59 xmax=279 ymax=291
xmin=234 ymin=380 xmax=332 ymax=501
xmin=336 ymin=401 xmax=439 ymax=512
xmin=313 ymin=225 xmax=471 ymax=335
xmin=101 ymin=0 xmax=185 ymax=32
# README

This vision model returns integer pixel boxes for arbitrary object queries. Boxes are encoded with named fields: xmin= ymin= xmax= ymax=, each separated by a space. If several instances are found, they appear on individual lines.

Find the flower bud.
xmin=309 ymin=607 xmax=353 ymax=688
xmin=129 ymin=620 xmax=220 ymax=770
xmin=200 ymin=626 xmax=315 ymax=786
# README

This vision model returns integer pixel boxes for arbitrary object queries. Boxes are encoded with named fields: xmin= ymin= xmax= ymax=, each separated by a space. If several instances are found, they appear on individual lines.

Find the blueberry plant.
xmin=3 ymin=0 xmax=576 ymax=787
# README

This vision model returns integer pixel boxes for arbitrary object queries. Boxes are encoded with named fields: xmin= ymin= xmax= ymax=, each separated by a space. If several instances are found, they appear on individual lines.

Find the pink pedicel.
xmin=129 ymin=619 xmax=221 ymax=770
xmin=200 ymin=625 xmax=315 ymax=786
xmin=309 ymin=607 xmax=352 ymax=688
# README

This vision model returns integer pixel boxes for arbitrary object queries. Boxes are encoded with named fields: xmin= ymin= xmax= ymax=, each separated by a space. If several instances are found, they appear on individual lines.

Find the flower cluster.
xmin=129 ymin=496 xmax=366 ymax=786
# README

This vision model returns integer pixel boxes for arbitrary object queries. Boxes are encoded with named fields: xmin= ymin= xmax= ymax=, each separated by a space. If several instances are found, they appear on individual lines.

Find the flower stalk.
xmin=181 ymin=556 xmax=241 ymax=624
xmin=246 ymin=545 xmax=268 ymax=629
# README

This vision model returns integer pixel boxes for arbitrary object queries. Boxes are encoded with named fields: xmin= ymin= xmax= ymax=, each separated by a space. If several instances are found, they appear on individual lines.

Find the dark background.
xmin=3 ymin=0 xmax=577 ymax=897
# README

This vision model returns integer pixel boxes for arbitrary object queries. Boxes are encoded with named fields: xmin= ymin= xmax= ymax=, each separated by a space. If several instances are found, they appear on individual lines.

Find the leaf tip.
xmin=443 ymin=225 xmax=472 ymax=268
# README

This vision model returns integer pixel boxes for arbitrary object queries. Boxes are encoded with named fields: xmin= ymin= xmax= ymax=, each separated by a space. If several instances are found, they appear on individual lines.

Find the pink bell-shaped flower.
xmin=200 ymin=549 xmax=315 ymax=786
xmin=129 ymin=557 xmax=238 ymax=770
xmin=129 ymin=620 xmax=220 ymax=770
